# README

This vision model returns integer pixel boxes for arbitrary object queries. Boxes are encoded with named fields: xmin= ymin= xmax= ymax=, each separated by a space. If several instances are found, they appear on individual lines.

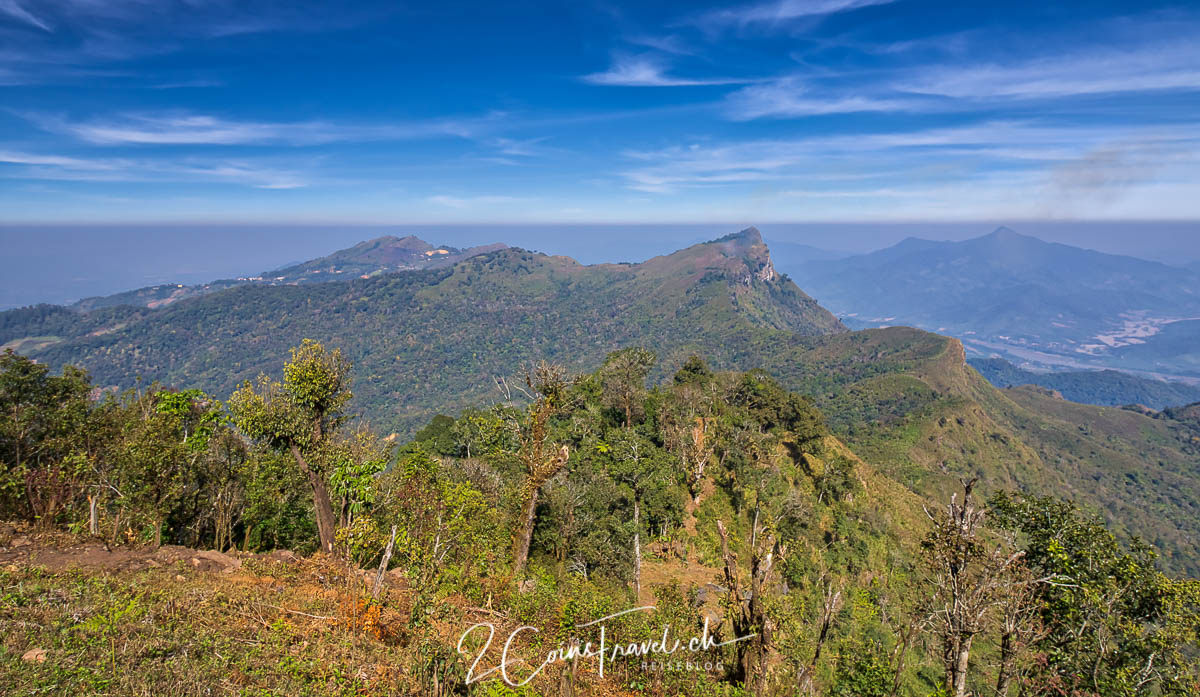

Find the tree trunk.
xmin=633 ymin=497 xmax=642 ymax=599
xmin=513 ymin=487 xmax=540 ymax=575
xmin=996 ymin=631 xmax=1015 ymax=697
xmin=952 ymin=635 xmax=972 ymax=697
xmin=372 ymin=525 xmax=398 ymax=599
xmin=290 ymin=443 xmax=337 ymax=554
xmin=88 ymin=495 xmax=99 ymax=536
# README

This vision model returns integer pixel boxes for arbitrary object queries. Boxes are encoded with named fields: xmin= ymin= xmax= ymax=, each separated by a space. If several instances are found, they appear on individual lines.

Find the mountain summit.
xmin=266 ymin=235 xmax=506 ymax=280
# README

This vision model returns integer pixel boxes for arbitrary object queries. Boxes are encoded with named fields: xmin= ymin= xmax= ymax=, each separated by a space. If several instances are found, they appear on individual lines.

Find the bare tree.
xmin=920 ymin=479 xmax=1027 ymax=697
xmin=667 ymin=416 xmax=713 ymax=505
xmin=995 ymin=560 xmax=1048 ymax=697
xmin=716 ymin=515 xmax=785 ymax=696
xmin=510 ymin=361 xmax=573 ymax=576
xmin=796 ymin=573 xmax=844 ymax=694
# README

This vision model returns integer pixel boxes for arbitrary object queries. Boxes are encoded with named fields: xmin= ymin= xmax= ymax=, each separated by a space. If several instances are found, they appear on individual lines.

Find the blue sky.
xmin=1 ymin=0 xmax=1200 ymax=224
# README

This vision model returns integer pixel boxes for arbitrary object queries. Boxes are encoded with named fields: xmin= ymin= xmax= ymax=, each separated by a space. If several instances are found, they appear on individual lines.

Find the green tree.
xmin=990 ymin=492 xmax=1200 ymax=696
xmin=599 ymin=347 xmax=655 ymax=428
xmin=412 ymin=414 xmax=457 ymax=456
xmin=604 ymin=428 xmax=672 ymax=598
xmin=373 ymin=451 xmax=497 ymax=602
xmin=328 ymin=425 xmax=391 ymax=530
xmin=229 ymin=339 xmax=352 ymax=554
xmin=449 ymin=406 xmax=515 ymax=459
xmin=197 ymin=427 xmax=250 ymax=551
xmin=102 ymin=387 xmax=219 ymax=546
xmin=0 ymin=349 xmax=93 ymax=522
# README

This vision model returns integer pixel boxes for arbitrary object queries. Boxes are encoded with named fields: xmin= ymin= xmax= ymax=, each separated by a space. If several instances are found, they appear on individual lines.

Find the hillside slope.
xmin=753 ymin=327 xmax=1200 ymax=575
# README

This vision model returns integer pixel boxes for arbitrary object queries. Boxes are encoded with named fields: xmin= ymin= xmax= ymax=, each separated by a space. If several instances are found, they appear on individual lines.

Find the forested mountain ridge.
xmin=68 ymin=235 xmax=506 ymax=312
xmin=4 ymin=231 xmax=1200 ymax=696
xmin=2 ymin=228 xmax=844 ymax=434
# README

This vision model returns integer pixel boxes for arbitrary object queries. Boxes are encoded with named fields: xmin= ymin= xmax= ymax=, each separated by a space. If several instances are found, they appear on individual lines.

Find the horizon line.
xmin=4 ymin=218 xmax=1200 ymax=227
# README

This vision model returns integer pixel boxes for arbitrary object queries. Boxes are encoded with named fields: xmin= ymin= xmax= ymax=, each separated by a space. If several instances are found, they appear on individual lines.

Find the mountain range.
xmin=3 ymin=227 xmax=1200 ymax=575
xmin=784 ymin=227 xmax=1200 ymax=380
xmin=2 ymin=228 xmax=843 ymax=434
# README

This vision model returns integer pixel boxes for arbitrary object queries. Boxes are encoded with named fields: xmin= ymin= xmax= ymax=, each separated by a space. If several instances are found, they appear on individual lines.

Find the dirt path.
xmin=0 ymin=525 xmax=297 ymax=575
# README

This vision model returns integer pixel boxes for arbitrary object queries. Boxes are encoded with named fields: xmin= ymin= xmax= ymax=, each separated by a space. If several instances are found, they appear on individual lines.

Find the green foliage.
xmin=990 ymin=492 xmax=1200 ymax=696
xmin=229 ymin=339 xmax=361 ymax=553
xmin=599 ymin=346 xmax=656 ymax=427
xmin=229 ymin=339 xmax=352 ymax=456
xmin=241 ymin=449 xmax=317 ymax=552
xmin=675 ymin=355 xmax=715 ymax=385
xmin=448 ymin=406 xmax=518 ymax=459
xmin=0 ymin=349 xmax=93 ymax=522
xmin=830 ymin=641 xmax=894 ymax=697
xmin=411 ymin=413 xmax=457 ymax=455
xmin=327 ymin=427 xmax=391 ymax=521
xmin=373 ymin=450 xmax=502 ymax=598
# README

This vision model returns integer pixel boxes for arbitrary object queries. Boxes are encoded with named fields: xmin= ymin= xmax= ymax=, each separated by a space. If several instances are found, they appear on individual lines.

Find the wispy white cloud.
xmin=490 ymin=137 xmax=551 ymax=157
xmin=0 ymin=149 xmax=312 ymax=189
xmin=695 ymin=0 xmax=897 ymax=32
xmin=0 ymin=0 xmax=362 ymax=37
xmin=719 ymin=28 xmax=1200 ymax=123
xmin=583 ymin=54 xmax=753 ymax=87
xmin=902 ymin=40 xmax=1200 ymax=99
xmin=150 ymin=79 xmax=225 ymax=89
xmin=25 ymin=111 xmax=498 ymax=146
xmin=0 ymin=150 xmax=116 ymax=169
xmin=724 ymin=77 xmax=922 ymax=118
xmin=617 ymin=121 xmax=1200 ymax=194
xmin=625 ymin=34 xmax=694 ymax=56
xmin=55 ymin=113 xmax=329 ymax=145
xmin=0 ymin=0 xmax=379 ymax=87
xmin=0 ymin=0 xmax=51 ymax=31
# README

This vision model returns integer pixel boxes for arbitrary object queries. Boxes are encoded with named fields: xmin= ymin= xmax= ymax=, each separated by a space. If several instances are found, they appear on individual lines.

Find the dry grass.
xmin=0 ymin=530 xmax=743 ymax=697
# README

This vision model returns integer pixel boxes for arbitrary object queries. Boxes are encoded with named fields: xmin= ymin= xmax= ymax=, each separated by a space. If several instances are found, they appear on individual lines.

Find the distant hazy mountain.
xmin=267 ymin=235 xmax=507 ymax=281
xmin=785 ymin=227 xmax=1200 ymax=378
xmin=763 ymin=239 xmax=851 ymax=268
xmin=71 ymin=236 xmax=505 ymax=311
xmin=970 ymin=357 xmax=1200 ymax=410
